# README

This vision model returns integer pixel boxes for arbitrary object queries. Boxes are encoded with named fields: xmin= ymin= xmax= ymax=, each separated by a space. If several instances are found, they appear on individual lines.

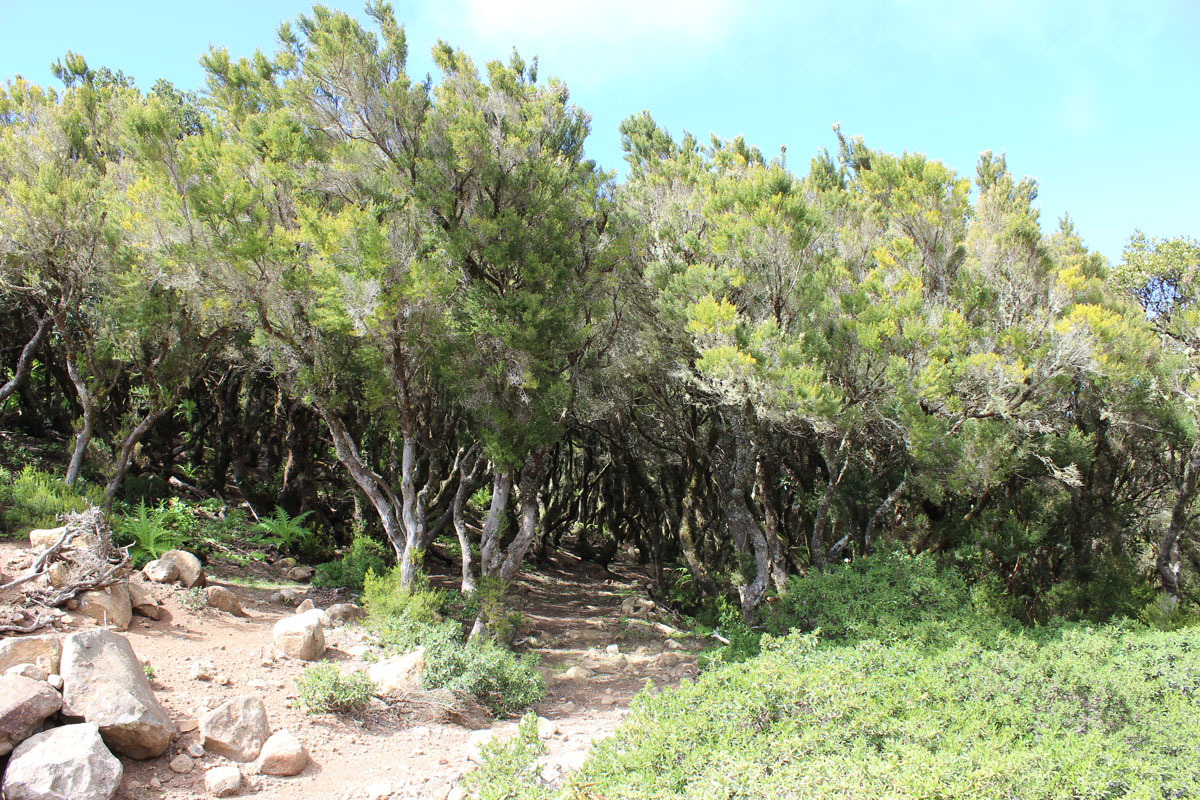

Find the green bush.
xmin=564 ymin=621 xmax=1200 ymax=799
xmin=294 ymin=663 xmax=375 ymax=714
xmin=366 ymin=566 xmax=545 ymax=716
xmin=313 ymin=533 xmax=389 ymax=589
xmin=461 ymin=713 xmax=547 ymax=800
xmin=0 ymin=466 xmax=101 ymax=534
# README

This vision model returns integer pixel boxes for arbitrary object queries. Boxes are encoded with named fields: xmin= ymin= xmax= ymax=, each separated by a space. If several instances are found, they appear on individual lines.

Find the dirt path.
xmin=0 ymin=541 xmax=701 ymax=800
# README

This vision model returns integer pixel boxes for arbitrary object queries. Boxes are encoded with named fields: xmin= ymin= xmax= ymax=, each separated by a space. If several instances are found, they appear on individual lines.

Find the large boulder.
xmin=0 ymin=634 xmax=61 ymax=675
xmin=142 ymin=558 xmax=179 ymax=584
xmin=28 ymin=527 xmax=66 ymax=551
xmin=272 ymin=614 xmax=325 ymax=661
xmin=127 ymin=580 xmax=161 ymax=619
xmin=1 ymin=723 xmax=123 ymax=800
xmin=199 ymin=695 xmax=270 ymax=762
xmin=205 ymin=586 xmax=246 ymax=616
xmin=77 ymin=582 xmax=133 ymax=631
xmin=59 ymin=629 xmax=173 ymax=759
xmin=160 ymin=549 xmax=205 ymax=587
xmin=256 ymin=729 xmax=309 ymax=776
xmin=367 ymin=648 xmax=426 ymax=695
xmin=0 ymin=674 xmax=63 ymax=755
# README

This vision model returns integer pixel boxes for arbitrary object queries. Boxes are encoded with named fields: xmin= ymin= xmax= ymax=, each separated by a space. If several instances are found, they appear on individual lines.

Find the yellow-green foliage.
xmin=294 ymin=663 xmax=374 ymax=714
xmin=0 ymin=466 xmax=101 ymax=534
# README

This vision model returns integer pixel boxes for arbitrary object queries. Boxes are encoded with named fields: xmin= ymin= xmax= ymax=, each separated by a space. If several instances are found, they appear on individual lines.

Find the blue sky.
xmin=1 ymin=0 xmax=1196 ymax=261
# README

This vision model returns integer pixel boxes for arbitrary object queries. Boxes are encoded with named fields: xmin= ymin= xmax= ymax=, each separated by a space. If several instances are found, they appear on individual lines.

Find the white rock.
xmin=60 ymin=629 xmax=173 ymax=759
xmin=5 ymin=662 xmax=48 ymax=681
xmin=28 ymin=527 xmax=66 ymax=551
xmin=77 ymin=582 xmax=132 ymax=631
xmin=204 ymin=765 xmax=242 ymax=797
xmin=0 ymin=633 xmax=60 ymax=681
xmin=169 ymin=753 xmax=194 ymax=774
xmin=272 ymin=614 xmax=325 ymax=661
xmin=560 ymin=666 xmax=593 ymax=681
xmin=142 ymin=558 xmax=179 ymax=584
xmin=326 ymin=603 xmax=366 ymax=625
xmin=1 ymin=723 xmax=122 ymax=800
xmin=160 ymin=549 xmax=205 ymax=588
xmin=295 ymin=598 xmax=315 ymax=613
xmin=367 ymin=648 xmax=426 ymax=695
xmin=256 ymin=729 xmax=309 ymax=776
xmin=299 ymin=607 xmax=333 ymax=629
xmin=190 ymin=660 xmax=215 ymax=681
xmin=605 ymin=644 xmax=620 ymax=654
xmin=200 ymin=695 xmax=270 ymax=761
xmin=0 ymin=674 xmax=63 ymax=755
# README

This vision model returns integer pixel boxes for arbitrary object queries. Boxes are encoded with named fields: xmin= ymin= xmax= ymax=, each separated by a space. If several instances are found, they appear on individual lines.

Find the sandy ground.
xmin=0 ymin=540 xmax=701 ymax=800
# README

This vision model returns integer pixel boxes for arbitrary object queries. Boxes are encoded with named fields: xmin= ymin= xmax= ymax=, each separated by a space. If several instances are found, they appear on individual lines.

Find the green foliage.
xmin=142 ymin=663 xmax=156 ymax=681
xmin=764 ymin=552 xmax=985 ymax=644
xmin=294 ymin=663 xmax=374 ymax=715
xmin=461 ymin=713 xmax=547 ymax=800
xmin=361 ymin=568 xmax=444 ymax=625
xmin=255 ymin=506 xmax=321 ymax=560
xmin=367 ymin=567 xmax=544 ymax=716
xmin=0 ymin=467 xmax=101 ymax=534
xmin=115 ymin=500 xmax=182 ymax=567
xmin=313 ymin=533 xmax=389 ymax=590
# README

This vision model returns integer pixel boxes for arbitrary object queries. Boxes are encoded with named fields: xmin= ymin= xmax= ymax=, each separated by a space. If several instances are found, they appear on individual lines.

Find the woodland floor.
xmin=0 ymin=539 xmax=703 ymax=800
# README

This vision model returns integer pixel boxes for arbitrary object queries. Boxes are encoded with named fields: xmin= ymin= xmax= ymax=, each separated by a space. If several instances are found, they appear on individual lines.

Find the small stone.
xmin=272 ymin=615 xmax=325 ymax=661
xmin=200 ymin=696 xmax=270 ymax=761
xmin=367 ymin=648 xmax=426 ymax=695
xmin=256 ymin=729 xmax=308 ymax=776
xmin=186 ymin=740 xmax=206 ymax=758
xmin=205 ymin=765 xmax=241 ymax=797
xmin=295 ymin=599 xmax=315 ymax=613
xmin=5 ymin=663 xmax=48 ymax=682
xmin=560 ymin=666 xmax=593 ymax=681
xmin=605 ymin=644 xmax=620 ymax=654
xmin=205 ymin=586 xmax=246 ymax=616
xmin=179 ymin=718 xmax=199 ymax=733
xmin=169 ymin=753 xmax=194 ymax=774
xmin=535 ymin=716 xmax=559 ymax=739
xmin=560 ymin=701 xmax=576 ymax=713
xmin=447 ymin=787 xmax=468 ymax=800
xmin=326 ymin=603 xmax=366 ymax=625
xmin=364 ymin=782 xmax=392 ymax=800
xmin=143 ymin=558 xmax=180 ymax=584
xmin=600 ymin=696 xmax=617 ymax=705
xmin=46 ymin=673 xmax=63 ymax=690
xmin=287 ymin=566 xmax=315 ymax=582
xmin=269 ymin=592 xmax=285 ymax=605
xmin=665 ymin=639 xmax=683 ymax=651
xmin=191 ymin=660 xmax=215 ymax=681
xmin=247 ymin=678 xmax=268 ymax=690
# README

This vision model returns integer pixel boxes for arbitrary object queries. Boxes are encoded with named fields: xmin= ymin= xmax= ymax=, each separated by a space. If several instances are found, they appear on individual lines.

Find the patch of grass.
xmin=0 ymin=466 xmax=102 ymax=534
xmin=294 ymin=663 xmax=375 ymax=714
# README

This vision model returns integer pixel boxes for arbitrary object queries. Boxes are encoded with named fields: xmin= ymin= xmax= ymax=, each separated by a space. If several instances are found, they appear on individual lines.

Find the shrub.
xmin=362 ymin=567 xmax=445 ymax=625
xmin=294 ymin=663 xmax=375 ymax=714
xmin=313 ymin=533 xmax=389 ymax=589
xmin=461 ymin=713 xmax=547 ymax=800
xmin=0 ymin=466 xmax=101 ymax=534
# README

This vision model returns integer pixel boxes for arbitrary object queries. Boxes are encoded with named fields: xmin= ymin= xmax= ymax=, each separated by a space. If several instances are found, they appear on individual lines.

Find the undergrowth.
xmin=294 ymin=663 xmax=375 ymax=714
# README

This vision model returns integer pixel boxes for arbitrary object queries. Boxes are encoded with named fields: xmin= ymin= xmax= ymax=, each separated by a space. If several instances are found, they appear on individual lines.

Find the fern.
xmin=117 ymin=501 xmax=181 ymax=567
xmin=257 ymin=506 xmax=317 ymax=556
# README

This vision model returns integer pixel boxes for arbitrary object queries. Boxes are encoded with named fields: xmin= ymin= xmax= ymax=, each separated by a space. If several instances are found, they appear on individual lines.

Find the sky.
xmin=0 ymin=0 xmax=1196 ymax=262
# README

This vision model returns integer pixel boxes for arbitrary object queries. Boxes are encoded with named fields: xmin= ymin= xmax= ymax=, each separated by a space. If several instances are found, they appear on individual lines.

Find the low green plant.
xmin=294 ymin=663 xmax=375 ymax=714
xmin=0 ymin=466 xmax=101 ymax=533
xmin=313 ymin=532 xmax=389 ymax=590
xmin=142 ymin=663 xmax=157 ymax=681
xmin=256 ymin=506 xmax=319 ymax=559
xmin=115 ymin=500 xmax=182 ymax=567
xmin=461 ymin=713 xmax=547 ymax=800
xmin=362 ymin=567 xmax=445 ymax=624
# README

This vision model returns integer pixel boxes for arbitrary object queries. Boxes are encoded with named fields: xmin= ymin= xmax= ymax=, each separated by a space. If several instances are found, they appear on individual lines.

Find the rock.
xmin=299 ymin=607 xmax=333 ymax=629
xmin=620 ymin=596 xmax=656 ymax=615
xmin=77 ymin=582 xmax=132 ymax=631
xmin=46 ymin=674 xmax=63 ymax=690
xmin=367 ymin=648 xmax=426 ymax=695
xmin=664 ymin=639 xmax=683 ymax=651
xmin=46 ymin=561 xmax=70 ymax=587
xmin=657 ymin=651 xmax=683 ymax=667
xmin=169 ymin=753 xmax=194 ymax=774
xmin=295 ymin=598 xmax=315 ymax=613
xmin=59 ymin=629 xmax=173 ymax=759
xmin=278 ymin=587 xmax=308 ymax=604
xmin=272 ymin=614 xmax=325 ymax=661
xmin=364 ymin=781 xmax=392 ymax=800
xmin=190 ymin=660 xmax=215 ymax=681
xmin=161 ymin=549 xmax=205 ymax=587
xmin=535 ymin=716 xmax=559 ymax=739
xmin=605 ymin=644 xmax=620 ymax=654
xmin=127 ymin=581 xmax=160 ymax=619
xmin=205 ymin=586 xmax=246 ymax=616
xmin=447 ymin=787 xmax=468 ymax=800
xmin=204 ymin=765 xmax=242 ymax=797
xmin=142 ymin=559 xmax=179 ymax=584
xmin=287 ymin=566 xmax=315 ymax=582
xmin=1 ymin=723 xmax=122 ymax=800
xmin=600 ymin=695 xmax=617 ymax=705
xmin=326 ymin=603 xmax=366 ymax=625
xmin=5 ymin=663 xmax=48 ymax=682
xmin=560 ymin=666 xmax=593 ymax=681
xmin=256 ymin=729 xmax=309 ymax=776
xmin=28 ymin=527 xmax=66 ymax=551
xmin=199 ymin=695 xmax=270 ymax=761
xmin=0 ymin=674 xmax=63 ymax=755
xmin=0 ymin=635 xmax=61 ymax=676
xmin=558 ymin=749 xmax=589 ymax=772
